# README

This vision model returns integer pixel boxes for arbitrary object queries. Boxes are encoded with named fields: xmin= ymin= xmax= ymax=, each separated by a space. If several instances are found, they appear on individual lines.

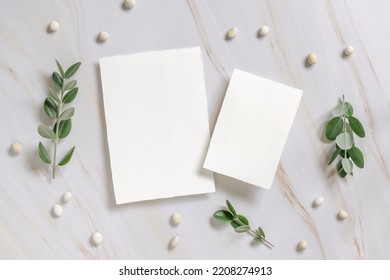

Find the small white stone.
xmin=98 ymin=31 xmax=109 ymax=42
xmin=48 ymin=21 xmax=59 ymax=32
xmin=91 ymin=232 xmax=103 ymax=245
xmin=11 ymin=142 xmax=23 ymax=154
xmin=123 ymin=0 xmax=136 ymax=9
xmin=297 ymin=240 xmax=308 ymax=251
xmin=338 ymin=210 xmax=348 ymax=220
xmin=258 ymin=25 xmax=270 ymax=37
xmin=62 ymin=192 xmax=72 ymax=203
xmin=344 ymin=45 xmax=355 ymax=56
xmin=226 ymin=27 xmax=238 ymax=40
xmin=171 ymin=212 xmax=182 ymax=225
xmin=307 ymin=52 xmax=318 ymax=65
xmin=169 ymin=235 xmax=180 ymax=248
xmin=52 ymin=204 xmax=63 ymax=218
xmin=313 ymin=196 xmax=324 ymax=207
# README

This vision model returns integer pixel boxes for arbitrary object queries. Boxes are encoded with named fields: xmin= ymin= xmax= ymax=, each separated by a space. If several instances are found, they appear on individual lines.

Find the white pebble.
xmin=11 ymin=142 xmax=23 ymax=154
xmin=226 ymin=27 xmax=238 ymax=40
xmin=52 ymin=204 xmax=63 ymax=218
xmin=258 ymin=25 xmax=270 ymax=37
xmin=171 ymin=212 xmax=182 ymax=225
xmin=62 ymin=192 xmax=72 ymax=203
xmin=297 ymin=240 xmax=308 ymax=251
xmin=344 ymin=45 xmax=355 ymax=56
xmin=98 ymin=31 xmax=109 ymax=42
xmin=123 ymin=0 xmax=136 ymax=9
xmin=338 ymin=210 xmax=348 ymax=220
xmin=48 ymin=21 xmax=59 ymax=32
xmin=169 ymin=235 xmax=180 ymax=249
xmin=307 ymin=52 xmax=318 ymax=65
xmin=313 ymin=196 xmax=324 ymax=207
xmin=91 ymin=232 xmax=103 ymax=245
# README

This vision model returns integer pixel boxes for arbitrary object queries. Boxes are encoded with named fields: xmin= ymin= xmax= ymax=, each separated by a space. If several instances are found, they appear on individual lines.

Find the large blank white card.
xmin=100 ymin=47 xmax=215 ymax=204
xmin=204 ymin=69 xmax=303 ymax=189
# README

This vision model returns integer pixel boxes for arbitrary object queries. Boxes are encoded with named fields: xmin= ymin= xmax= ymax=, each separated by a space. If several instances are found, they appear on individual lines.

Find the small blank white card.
xmin=100 ymin=48 xmax=215 ymax=204
xmin=204 ymin=69 xmax=302 ymax=189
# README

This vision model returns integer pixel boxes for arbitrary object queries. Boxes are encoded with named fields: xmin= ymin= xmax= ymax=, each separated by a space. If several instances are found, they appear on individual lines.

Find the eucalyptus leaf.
xmin=325 ymin=117 xmax=343 ymax=141
xmin=213 ymin=210 xmax=234 ymax=223
xmin=234 ymin=225 xmax=250 ymax=233
xmin=63 ymin=87 xmax=78 ymax=104
xmin=328 ymin=147 xmax=341 ymax=165
xmin=348 ymin=146 xmax=364 ymax=168
xmin=38 ymin=124 xmax=57 ymax=140
xmin=48 ymin=88 xmax=60 ymax=103
xmin=58 ymin=107 xmax=75 ymax=122
xmin=348 ymin=116 xmax=365 ymax=138
xmin=55 ymin=59 xmax=65 ymax=77
xmin=342 ymin=158 xmax=353 ymax=174
xmin=44 ymin=97 xmax=58 ymax=119
xmin=346 ymin=104 xmax=354 ymax=117
xmin=226 ymin=200 xmax=237 ymax=216
xmin=38 ymin=142 xmax=51 ymax=164
xmin=63 ymin=80 xmax=77 ymax=91
xmin=332 ymin=101 xmax=351 ymax=117
xmin=52 ymin=72 xmax=63 ymax=88
xmin=258 ymin=227 xmax=266 ymax=238
xmin=253 ymin=237 xmax=264 ymax=243
xmin=237 ymin=215 xmax=249 ymax=225
xmin=64 ymin=62 xmax=81 ymax=79
xmin=58 ymin=146 xmax=75 ymax=166
xmin=230 ymin=221 xmax=240 ymax=229
xmin=336 ymin=132 xmax=353 ymax=150
xmin=337 ymin=160 xmax=347 ymax=178
xmin=56 ymin=119 xmax=72 ymax=139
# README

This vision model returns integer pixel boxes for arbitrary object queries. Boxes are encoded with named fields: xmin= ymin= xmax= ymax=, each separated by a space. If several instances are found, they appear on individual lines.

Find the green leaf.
xmin=48 ymin=88 xmax=60 ymax=103
xmin=38 ymin=142 xmax=51 ymax=164
xmin=58 ymin=107 xmax=75 ymax=122
xmin=348 ymin=116 xmax=365 ymax=138
xmin=332 ymin=101 xmax=351 ymax=117
xmin=213 ymin=210 xmax=233 ymax=223
xmin=38 ymin=124 xmax=57 ymax=139
xmin=337 ymin=160 xmax=347 ymax=178
xmin=226 ymin=200 xmax=237 ymax=216
xmin=55 ymin=59 xmax=65 ymax=78
xmin=58 ymin=146 xmax=75 ymax=166
xmin=328 ymin=147 xmax=341 ymax=165
xmin=63 ymin=80 xmax=77 ymax=91
xmin=342 ymin=158 xmax=353 ymax=174
xmin=253 ymin=237 xmax=263 ymax=243
xmin=346 ymin=104 xmax=354 ymax=117
xmin=348 ymin=146 xmax=364 ymax=168
xmin=64 ymin=62 xmax=81 ymax=79
xmin=63 ymin=87 xmax=78 ymax=104
xmin=237 ymin=215 xmax=249 ymax=225
xmin=230 ymin=221 xmax=240 ymax=229
xmin=44 ymin=97 xmax=58 ymax=119
xmin=258 ymin=227 xmax=265 ymax=238
xmin=325 ymin=117 xmax=343 ymax=141
xmin=52 ymin=72 xmax=63 ymax=88
xmin=336 ymin=132 xmax=353 ymax=150
xmin=234 ymin=225 xmax=250 ymax=233
xmin=56 ymin=119 xmax=72 ymax=139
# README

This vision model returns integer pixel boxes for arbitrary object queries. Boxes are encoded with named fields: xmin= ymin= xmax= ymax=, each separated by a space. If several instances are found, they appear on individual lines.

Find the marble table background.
xmin=1 ymin=0 xmax=390 ymax=259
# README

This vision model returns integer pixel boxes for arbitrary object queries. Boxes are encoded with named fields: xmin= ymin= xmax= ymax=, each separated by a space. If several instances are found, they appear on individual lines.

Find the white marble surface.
xmin=1 ymin=0 xmax=390 ymax=259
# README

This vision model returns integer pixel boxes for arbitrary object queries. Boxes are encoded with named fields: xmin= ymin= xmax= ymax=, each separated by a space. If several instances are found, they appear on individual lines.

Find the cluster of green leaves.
xmin=213 ymin=200 xmax=273 ymax=248
xmin=325 ymin=96 xmax=365 ymax=177
xmin=37 ymin=60 xmax=81 ymax=179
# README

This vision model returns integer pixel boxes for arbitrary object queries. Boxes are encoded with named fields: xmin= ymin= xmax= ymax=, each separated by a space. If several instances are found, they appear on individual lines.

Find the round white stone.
xmin=62 ymin=192 xmax=72 ymax=203
xmin=98 ymin=31 xmax=109 ymax=42
xmin=171 ymin=212 xmax=182 ymax=225
xmin=169 ymin=235 xmax=180 ymax=248
xmin=48 ymin=21 xmax=59 ymax=32
xmin=52 ymin=204 xmax=63 ymax=217
xmin=298 ymin=240 xmax=308 ymax=251
xmin=226 ymin=27 xmax=238 ymax=39
xmin=11 ymin=142 xmax=23 ymax=154
xmin=344 ymin=45 xmax=355 ymax=56
xmin=338 ymin=210 xmax=348 ymax=220
xmin=91 ymin=232 xmax=103 ymax=245
xmin=313 ymin=196 xmax=324 ymax=207
xmin=124 ymin=0 xmax=136 ymax=9
xmin=307 ymin=52 xmax=318 ymax=65
xmin=258 ymin=25 xmax=270 ymax=37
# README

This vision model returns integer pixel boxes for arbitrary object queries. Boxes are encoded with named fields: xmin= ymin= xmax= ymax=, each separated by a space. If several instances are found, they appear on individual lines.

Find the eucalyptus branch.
xmin=325 ymin=95 xmax=366 ymax=177
xmin=213 ymin=200 xmax=274 ymax=248
xmin=37 ymin=60 xmax=81 ymax=179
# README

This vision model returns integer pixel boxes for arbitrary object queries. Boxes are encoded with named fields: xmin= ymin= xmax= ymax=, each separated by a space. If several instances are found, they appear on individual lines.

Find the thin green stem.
xmin=233 ymin=217 xmax=274 ymax=248
xmin=342 ymin=94 xmax=347 ymax=159
xmin=52 ymin=89 xmax=64 ymax=179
